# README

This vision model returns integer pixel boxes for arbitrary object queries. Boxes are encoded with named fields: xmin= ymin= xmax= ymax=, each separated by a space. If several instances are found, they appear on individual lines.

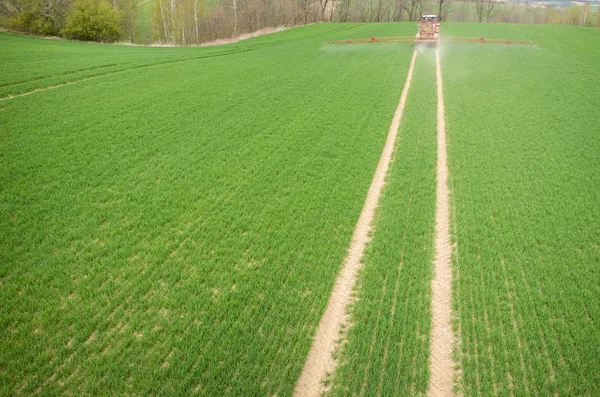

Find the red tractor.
xmin=416 ymin=15 xmax=440 ymax=44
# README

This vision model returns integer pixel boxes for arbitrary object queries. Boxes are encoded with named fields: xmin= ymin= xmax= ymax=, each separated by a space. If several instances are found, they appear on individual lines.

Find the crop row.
xmin=443 ymin=24 xmax=600 ymax=395
xmin=0 ymin=23 xmax=417 ymax=395
xmin=327 ymin=48 xmax=438 ymax=396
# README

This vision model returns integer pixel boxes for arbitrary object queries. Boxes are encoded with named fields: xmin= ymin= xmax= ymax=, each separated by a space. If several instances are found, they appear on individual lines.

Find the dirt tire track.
xmin=293 ymin=49 xmax=418 ymax=397
xmin=428 ymin=47 xmax=455 ymax=397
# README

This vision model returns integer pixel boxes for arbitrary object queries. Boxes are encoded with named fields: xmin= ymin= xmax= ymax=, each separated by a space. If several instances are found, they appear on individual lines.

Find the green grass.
xmin=327 ymin=23 xmax=599 ymax=397
xmin=0 ymin=23 xmax=419 ymax=395
xmin=2 ymin=21 xmax=599 ymax=397
xmin=0 ymin=33 xmax=247 ymax=99
xmin=327 ymin=47 xmax=438 ymax=396
xmin=442 ymin=23 xmax=600 ymax=395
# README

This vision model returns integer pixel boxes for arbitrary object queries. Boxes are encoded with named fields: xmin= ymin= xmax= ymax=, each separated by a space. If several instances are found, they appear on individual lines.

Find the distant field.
xmin=1 ymin=22 xmax=599 ymax=396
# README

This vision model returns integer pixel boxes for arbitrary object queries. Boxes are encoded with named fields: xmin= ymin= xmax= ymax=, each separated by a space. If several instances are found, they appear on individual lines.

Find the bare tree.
xmin=403 ymin=0 xmax=421 ymax=21
xmin=0 ymin=0 xmax=19 ymax=18
xmin=485 ymin=0 xmax=497 ymax=22
xmin=337 ymin=0 xmax=351 ymax=22
xmin=392 ymin=0 xmax=405 ymax=21
xmin=155 ymin=0 xmax=172 ymax=42
xmin=232 ymin=0 xmax=238 ymax=33
xmin=473 ymin=0 xmax=497 ymax=22
xmin=474 ymin=0 xmax=484 ymax=22
xmin=579 ymin=2 xmax=589 ymax=26
xmin=319 ymin=0 xmax=328 ymax=19
xmin=374 ymin=0 xmax=389 ymax=21
xmin=437 ymin=0 xmax=452 ymax=20
xmin=326 ymin=0 xmax=336 ymax=21
xmin=192 ymin=0 xmax=202 ymax=41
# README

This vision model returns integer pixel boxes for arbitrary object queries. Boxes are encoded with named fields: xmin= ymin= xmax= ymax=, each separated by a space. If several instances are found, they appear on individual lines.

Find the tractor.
xmin=416 ymin=15 xmax=440 ymax=44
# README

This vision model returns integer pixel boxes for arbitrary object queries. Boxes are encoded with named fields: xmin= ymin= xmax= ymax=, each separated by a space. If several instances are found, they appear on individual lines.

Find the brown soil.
xmin=293 ymin=49 xmax=418 ymax=397
xmin=428 ymin=48 xmax=455 ymax=397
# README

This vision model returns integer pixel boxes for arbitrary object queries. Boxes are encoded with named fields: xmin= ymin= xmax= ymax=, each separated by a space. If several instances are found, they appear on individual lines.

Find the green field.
xmin=327 ymin=48 xmax=438 ymax=396
xmin=1 ymin=22 xmax=599 ymax=396
xmin=442 ymin=23 xmax=600 ymax=395
xmin=0 ymin=24 xmax=417 ymax=395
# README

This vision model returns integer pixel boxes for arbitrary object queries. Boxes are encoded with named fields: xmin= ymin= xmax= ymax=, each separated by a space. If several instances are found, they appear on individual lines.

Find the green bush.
xmin=14 ymin=9 xmax=60 ymax=36
xmin=8 ymin=0 xmax=65 ymax=36
xmin=63 ymin=0 xmax=123 ymax=42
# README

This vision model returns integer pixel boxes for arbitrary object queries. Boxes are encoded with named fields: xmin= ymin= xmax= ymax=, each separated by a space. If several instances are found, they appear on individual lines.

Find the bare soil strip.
xmin=428 ymin=48 xmax=455 ymax=397
xmin=293 ymin=49 xmax=418 ymax=397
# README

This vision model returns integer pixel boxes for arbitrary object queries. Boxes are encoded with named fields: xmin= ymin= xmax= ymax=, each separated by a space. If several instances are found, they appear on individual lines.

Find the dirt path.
xmin=293 ymin=49 xmax=418 ymax=397
xmin=428 ymin=47 xmax=455 ymax=397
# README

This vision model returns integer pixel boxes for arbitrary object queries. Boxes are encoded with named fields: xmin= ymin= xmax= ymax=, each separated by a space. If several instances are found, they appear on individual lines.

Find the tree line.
xmin=1 ymin=0 xmax=599 ymax=43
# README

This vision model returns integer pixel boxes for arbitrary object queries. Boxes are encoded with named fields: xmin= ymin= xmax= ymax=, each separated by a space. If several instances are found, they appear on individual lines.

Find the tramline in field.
xmin=1 ymin=22 xmax=598 ymax=397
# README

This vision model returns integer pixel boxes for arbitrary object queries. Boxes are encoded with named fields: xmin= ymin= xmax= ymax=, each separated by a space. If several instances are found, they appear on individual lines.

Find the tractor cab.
xmin=416 ymin=15 xmax=440 ymax=44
